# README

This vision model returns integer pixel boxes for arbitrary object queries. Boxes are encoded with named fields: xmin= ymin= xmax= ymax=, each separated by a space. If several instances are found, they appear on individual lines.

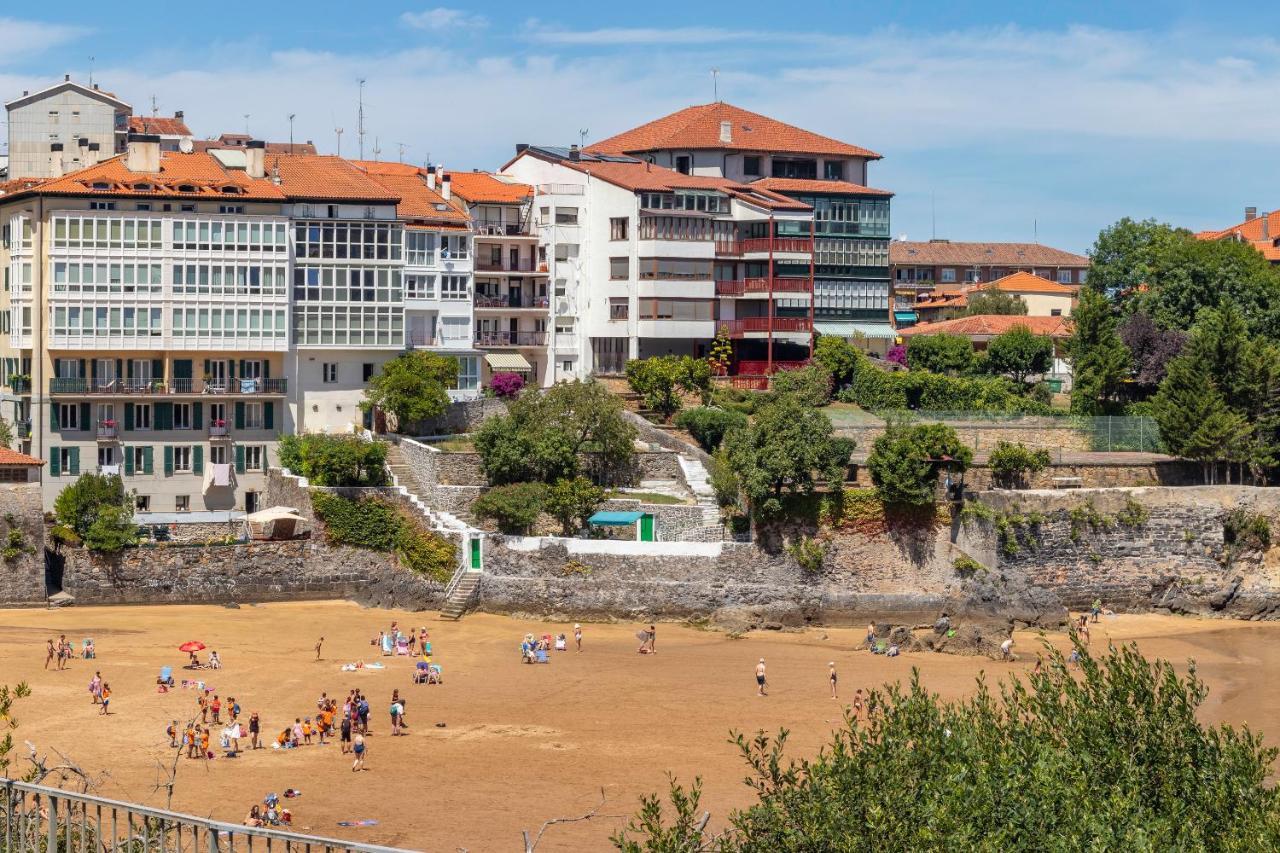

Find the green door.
xmin=640 ymin=514 xmax=655 ymax=542
xmin=469 ymin=537 xmax=482 ymax=570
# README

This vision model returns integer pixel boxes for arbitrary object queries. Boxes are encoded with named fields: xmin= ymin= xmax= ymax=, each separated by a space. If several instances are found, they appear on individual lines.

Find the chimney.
xmin=1263 ymin=213 xmax=1271 ymax=241
xmin=64 ymin=74 xmax=70 ymax=82
xmin=1245 ymin=206 xmax=1258 ymax=221
xmin=175 ymin=110 xmax=184 ymax=121
xmin=270 ymin=158 xmax=282 ymax=186
xmin=515 ymin=143 xmax=529 ymax=155
xmin=426 ymin=166 xmax=437 ymax=191
xmin=125 ymin=132 xmax=161 ymax=173
xmin=441 ymin=173 xmax=451 ymax=201
xmin=568 ymin=144 xmax=580 ymax=162
xmin=245 ymin=139 xmax=266 ymax=179
xmin=720 ymin=120 xmax=732 ymax=143
xmin=48 ymin=143 xmax=64 ymax=178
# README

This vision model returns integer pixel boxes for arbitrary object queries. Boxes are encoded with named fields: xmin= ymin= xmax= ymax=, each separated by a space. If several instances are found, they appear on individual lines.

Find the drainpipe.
xmin=808 ymin=216 xmax=815 ymax=359
xmin=767 ymin=215 xmax=774 ymax=375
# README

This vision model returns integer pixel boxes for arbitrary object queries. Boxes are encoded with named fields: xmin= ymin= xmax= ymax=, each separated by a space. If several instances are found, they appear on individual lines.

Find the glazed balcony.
xmin=49 ymin=378 xmax=287 ymax=396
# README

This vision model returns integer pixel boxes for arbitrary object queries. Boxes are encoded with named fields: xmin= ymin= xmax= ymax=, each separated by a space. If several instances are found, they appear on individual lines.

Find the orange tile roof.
xmin=0 ymin=448 xmax=44 ymax=466
xmin=272 ymin=155 xmax=399 ymax=203
xmin=352 ymin=161 xmax=468 ymax=224
xmin=589 ymin=102 xmax=881 ymax=160
xmin=898 ymin=315 xmax=1072 ymax=339
xmin=891 ymin=241 xmax=1089 ymax=267
xmin=976 ymin=271 xmax=1078 ymax=295
xmin=12 ymin=152 xmax=286 ymax=201
xmin=128 ymin=116 xmax=192 ymax=136
xmin=447 ymin=171 xmax=533 ymax=204
xmin=1195 ymin=211 xmax=1280 ymax=263
xmin=750 ymin=177 xmax=893 ymax=197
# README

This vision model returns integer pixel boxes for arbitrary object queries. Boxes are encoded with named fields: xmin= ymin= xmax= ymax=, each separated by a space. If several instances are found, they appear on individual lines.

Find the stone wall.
xmin=841 ymin=422 xmax=1095 ymax=455
xmin=405 ymin=397 xmax=507 ymax=436
xmin=0 ymin=484 xmax=47 ymax=605
xmin=597 ymin=498 xmax=709 ymax=542
xmin=847 ymin=459 xmax=1201 ymax=490
xmin=622 ymin=410 xmax=710 ymax=464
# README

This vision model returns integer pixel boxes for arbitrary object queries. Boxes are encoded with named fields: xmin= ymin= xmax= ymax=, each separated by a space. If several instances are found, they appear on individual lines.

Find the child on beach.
xmin=574 ymin=624 xmax=583 ymax=652
xmin=199 ymin=726 xmax=210 ymax=758
xmin=211 ymin=696 xmax=222 ymax=724
xmin=293 ymin=719 xmax=304 ymax=746
xmin=167 ymin=721 xmax=178 ymax=748
xmin=315 ymin=637 xmax=324 ymax=660
xmin=45 ymin=639 xmax=55 ymax=670
xmin=351 ymin=733 xmax=366 ymax=771
xmin=302 ymin=718 xmax=313 ymax=745
xmin=99 ymin=683 xmax=111 ymax=715
xmin=249 ymin=712 xmax=260 ymax=750
xmin=853 ymin=689 xmax=864 ymax=720
xmin=208 ymin=651 xmax=222 ymax=670
xmin=829 ymin=662 xmax=838 ymax=699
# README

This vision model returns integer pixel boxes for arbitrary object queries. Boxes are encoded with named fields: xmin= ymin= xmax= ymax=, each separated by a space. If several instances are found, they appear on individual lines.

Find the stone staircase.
xmin=677 ymin=454 xmax=727 ymax=539
xmin=439 ymin=570 xmax=482 ymax=621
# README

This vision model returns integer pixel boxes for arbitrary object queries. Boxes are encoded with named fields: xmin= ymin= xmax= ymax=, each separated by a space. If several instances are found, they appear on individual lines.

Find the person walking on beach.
xmin=647 ymin=625 xmax=657 ymax=654
xmin=1000 ymin=637 xmax=1015 ymax=662
xmin=45 ymin=639 xmax=55 ymax=670
xmin=99 ymin=683 xmax=111 ymax=715
xmin=1091 ymin=599 xmax=1102 ymax=623
xmin=249 ymin=712 xmax=261 ymax=750
xmin=574 ymin=624 xmax=583 ymax=653
xmin=853 ymin=689 xmax=864 ymax=720
xmin=351 ymin=733 xmax=366 ymax=772
xmin=866 ymin=622 xmax=877 ymax=651
xmin=88 ymin=672 xmax=102 ymax=704
xmin=315 ymin=637 xmax=324 ymax=661
xmin=755 ymin=658 xmax=768 ymax=696
xmin=340 ymin=712 xmax=353 ymax=754
xmin=828 ymin=662 xmax=838 ymax=699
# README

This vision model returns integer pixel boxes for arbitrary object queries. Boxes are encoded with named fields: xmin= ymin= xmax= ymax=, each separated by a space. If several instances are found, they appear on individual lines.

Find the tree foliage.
xmin=362 ymin=350 xmax=457 ymax=431
xmin=905 ymin=333 xmax=976 ymax=375
xmin=768 ymin=363 xmax=833 ymax=407
xmin=0 ymin=681 xmax=31 ymax=779
xmin=1067 ymin=288 xmax=1130 ymax=414
xmin=1119 ymin=312 xmax=1186 ymax=389
xmin=53 ymin=473 xmax=135 ymax=552
xmin=614 ymin=641 xmax=1280 ymax=851
xmin=471 ymin=482 xmax=547 ymax=534
xmin=962 ymin=290 xmax=1028 ymax=317
xmin=987 ymin=440 xmax=1052 ymax=488
xmin=474 ymin=381 xmax=636 ymax=485
xmin=625 ymin=356 xmax=713 ymax=420
xmin=311 ymin=493 xmax=456 ymax=581
xmin=840 ymin=370 xmax=1050 ymax=415
xmin=674 ymin=407 xmax=748 ymax=452
xmin=277 ymin=433 xmax=388 ymax=486
xmin=984 ymin=325 xmax=1054 ymax=385
xmin=724 ymin=393 xmax=853 ymax=516
xmin=544 ymin=476 xmax=606 ymax=536
xmin=1088 ymin=217 xmax=1187 ymax=300
xmin=867 ymin=419 xmax=972 ymax=507
xmin=812 ymin=335 xmax=868 ymax=388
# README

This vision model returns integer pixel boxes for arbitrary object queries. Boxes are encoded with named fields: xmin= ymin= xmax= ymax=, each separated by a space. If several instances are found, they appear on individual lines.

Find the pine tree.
xmin=1068 ymin=288 xmax=1130 ymax=414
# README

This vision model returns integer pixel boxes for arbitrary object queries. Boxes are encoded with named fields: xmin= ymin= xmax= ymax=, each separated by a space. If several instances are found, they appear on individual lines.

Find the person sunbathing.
xmin=245 ymin=805 xmax=264 ymax=827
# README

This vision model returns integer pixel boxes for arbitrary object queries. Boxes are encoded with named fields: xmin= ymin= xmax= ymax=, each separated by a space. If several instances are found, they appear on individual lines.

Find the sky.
xmin=2 ymin=1 xmax=1278 ymax=253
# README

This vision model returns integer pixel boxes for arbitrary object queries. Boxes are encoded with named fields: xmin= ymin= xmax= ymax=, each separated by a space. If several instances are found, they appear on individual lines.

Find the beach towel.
xmin=337 ymin=820 xmax=379 ymax=827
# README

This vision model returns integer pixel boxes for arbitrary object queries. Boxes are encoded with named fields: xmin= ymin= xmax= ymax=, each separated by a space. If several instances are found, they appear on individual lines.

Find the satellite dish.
xmin=178 ymin=136 xmax=194 ymax=154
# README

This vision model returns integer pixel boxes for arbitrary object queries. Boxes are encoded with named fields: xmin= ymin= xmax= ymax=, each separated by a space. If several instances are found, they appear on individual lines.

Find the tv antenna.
xmin=712 ymin=68 xmax=720 ymax=102
xmin=372 ymin=136 xmax=382 ymax=161
xmin=334 ymin=126 xmax=344 ymax=157
xmin=87 ymin=56 xmax=95 ymax=88
xmin=357 ymin=78 xmax=367 ymax=161
xmin=397 ymin=142 xmax=409 ymax=163
xmin=578 ymin=128 xmax=589 ymax=148
xmin=243 ymin=114 xmax=251 ymax=136
xmin=287 ymin=114 xmax=296 ymax=154
xmin=151 ymin=95 xmax=159 ymax=117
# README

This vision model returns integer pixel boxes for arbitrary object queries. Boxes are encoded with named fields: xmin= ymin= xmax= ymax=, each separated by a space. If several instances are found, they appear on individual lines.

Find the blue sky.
xmin=3 ymin=2 xmax=1278 ymax=253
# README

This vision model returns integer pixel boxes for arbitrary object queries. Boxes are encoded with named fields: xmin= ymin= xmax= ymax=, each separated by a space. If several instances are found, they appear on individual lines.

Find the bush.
xmin=708 ymin=447 xmax=741 ymax=508
xmin=812 ymin=336 xmax=868 ymax=388
xmin=906 ymin=333 xmax=976 ymax=374
xmin=770 ymin=363 xmax=834 ymax=407
xmin=840 ymin=370 xmax=1053 ymax=415
xmin=625 ymin=356 xmax=712 ymax=420
xmin=987 ymin=440 xmax=1052 ymax=488
xmin=53 ymin=473 xmax=136 ymax=551
xmin=311 ymin=492 xmax=456 ymax=582
xmin=544 ymin=476 xmax=605 ymax=536
xmin=489 ymin=372 xmax=525 ymax=398
xmin=83 ymin=505 xmax=137 ymax=553
xmin=786 ymin=536 xmax=827 ymax=573
xmin=867 ymin=419 xmax=972 ymax=507
xmin=674 ymin=407 xmax=748 ymax=452
xmin=1224 ymin=509 xmax=1271 ymax=551
xmin=709 ymin=386 xmax=766 ymax=416
xmin=885 ymin=343 xmax=907 ymax=366
xmin=361 ymin=350 xmax=456 ymax=432
xmin=277 ymin=434 xmax=387 ymax=486
xmin=471 ymin=483 xmax=547 ymax=534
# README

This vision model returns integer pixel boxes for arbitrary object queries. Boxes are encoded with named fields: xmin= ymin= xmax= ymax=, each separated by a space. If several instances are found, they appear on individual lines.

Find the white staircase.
xmin=677 ymin=454 xmax=725 ymax=536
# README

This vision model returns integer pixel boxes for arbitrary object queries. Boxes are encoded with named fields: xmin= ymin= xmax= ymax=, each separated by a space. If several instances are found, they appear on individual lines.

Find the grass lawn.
xmin=606 ymin=490 xmax=690 ymax=505
xmin=432 ymin=437 xmax=475 ymax=452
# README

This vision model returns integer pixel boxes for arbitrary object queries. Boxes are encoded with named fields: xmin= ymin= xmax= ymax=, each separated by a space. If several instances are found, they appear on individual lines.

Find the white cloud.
xmin=526 ymin=25 xmax=780 ymax=46
xmin=0 ymin=17 xmax=86 ymax=65
xmin=400 ymin=8 xmax=487 ymax=31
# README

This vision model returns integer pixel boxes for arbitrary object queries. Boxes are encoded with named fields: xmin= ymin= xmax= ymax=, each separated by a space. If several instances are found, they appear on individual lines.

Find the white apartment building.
xmin=447 ymin=170 xmax=553 ymax=386
xmin=5 ymin=77 xmax=131 ymax=180
xmin=503 ymin=146 xmax=816 ymax=378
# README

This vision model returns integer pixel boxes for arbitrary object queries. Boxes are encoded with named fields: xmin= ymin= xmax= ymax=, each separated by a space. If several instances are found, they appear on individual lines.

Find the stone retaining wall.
xmin=0 ymin=484 xmax=46 ymax=605
xmin=405 ymin=397 xmax=507 ymax=435
xmin=840 ymin=423 xmax=1094 ymax=454
xmin=847 ymin=459 xmax=1201 ymax=490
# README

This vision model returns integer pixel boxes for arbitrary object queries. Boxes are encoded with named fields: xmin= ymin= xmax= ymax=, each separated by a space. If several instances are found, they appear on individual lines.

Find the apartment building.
xmin=1195 ymin=207 xmax=1280 ymax=264
xmin=128 ymin=114 xmax=193 ymax=152
xmin=912 ymin=271 xmax=1079 ymax=324
xmin=0 ymin=134 xmax=291 ymax=514
xmin=503 ymin=146 xmax=815 ymax=377
xmin=5 ymin=77 xmax=131 ymax=180
xmin=446 ymin=170 xmax=553 ymax=385
xmin=588 ymin=102 xmax=896 ymax=356
xmin=890 ymin=240 xmax=1089 ymax=301
xmin=354 ymin=161 xmax=481 ymax=398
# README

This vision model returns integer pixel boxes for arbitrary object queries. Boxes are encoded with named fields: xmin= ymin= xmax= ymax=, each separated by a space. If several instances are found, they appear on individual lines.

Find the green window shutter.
xmin=116 ymin=359 xmax=123 ymax=381
xmin=203 ymin=359 xmax=211 ymax=379
xmin=143 ymin=446 xmax=154 ymax=475
xmin=126 ymin=360 xmax=134 ymax=380
xmin=155 ymin=403 xmax=172 ymax=431
xmin=152 ymin=359 xmax=164 ymax=380
xmin=229 ymin=360 xmax=236 ymax=379
xmin=124 ymin=404 xmax=134 ymax=432
xmin=193 ymin=445 xmax=204 ymax=475
xmin=49 ymin=447 xmax=60 ymax=477
xmin=262 ymin=360 xmax=270 ymax=379
xmin=78 ymin=359 xmax=86 ymax=379
xmin=193 ymin=402 xmax=203 ymax=430
xmin=69 ymin=447 xmax=80 ymax=476
xmin=264 ymin=402 xmax=274 ymax=431
xmin=163 ymin=445 xmax=174 ymax=476
xmin=50 ymin=404 xmax=59 ymax=430
xmin=235 ymin=444 xmax=246 ymax=474
xmin=124 ymin=446 xmax=134 ymax=476
xmin=174 ymin=360 xmax=192 ymax=380
xmin=235 ymin=402 xmax=245 ymax=430
xmin=90 ymin=360 xmax=97 ymax=380
xmin=79 ymin=403 xmax=91 ymax=431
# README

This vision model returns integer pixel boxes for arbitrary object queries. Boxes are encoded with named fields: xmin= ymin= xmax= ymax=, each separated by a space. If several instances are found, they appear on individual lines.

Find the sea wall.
xmin=0 ymin=484 xmax=47 ymax=605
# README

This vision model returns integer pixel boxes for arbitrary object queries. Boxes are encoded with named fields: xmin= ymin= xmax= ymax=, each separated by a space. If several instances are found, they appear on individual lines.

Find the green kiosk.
xmin=587 ymin=511 xmax=656 ymax=542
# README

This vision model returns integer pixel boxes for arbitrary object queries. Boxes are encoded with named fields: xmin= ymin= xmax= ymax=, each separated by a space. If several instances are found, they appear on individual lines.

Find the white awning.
xmin=242 ymin=506 xmax=305 ymax=524
xmin=484 ymin=353 xmax=533 ymax=372
xmin=814 ymin=321 xmax=898 ymax=340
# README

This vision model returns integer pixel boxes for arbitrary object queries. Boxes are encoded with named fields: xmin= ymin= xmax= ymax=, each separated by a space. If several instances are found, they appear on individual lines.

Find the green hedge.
xmin=839 ymin=369 xmax=1052 ymax=414
xmin=311 ymin=492 xmax=456 ymax=582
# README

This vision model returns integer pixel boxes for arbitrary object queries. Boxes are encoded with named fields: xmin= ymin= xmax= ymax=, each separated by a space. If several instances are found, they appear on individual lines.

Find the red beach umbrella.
xmin=178 ymin=641 xmax=206 ymax=653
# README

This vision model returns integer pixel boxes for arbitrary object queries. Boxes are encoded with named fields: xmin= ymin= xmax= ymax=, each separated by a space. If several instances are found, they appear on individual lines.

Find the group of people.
xmin=186 ymin=650 xmax=222 ymax=670
xmin=244 ymin=792 xmax=295 ymax=828
xmin=376 ymin=622 xmax=431 ymax=657
xmin=87 ymin=671 xmax=111 ymax=714
xmin=45 ymin=635 xmax=80 ymax=670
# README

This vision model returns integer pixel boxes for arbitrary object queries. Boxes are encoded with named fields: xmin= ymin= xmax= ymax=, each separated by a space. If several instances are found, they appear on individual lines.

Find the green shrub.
xmin=1116 ymin=498 xmax=1150 ymax=528
xmin=708 ymin=447 xmax=741 ymax=508
xmin=544 ymin=476 xmax=605 ymax=536
xmin=674 ymin=407 xmax=748 ymax=452
xmin=278 ymin=434 xmax=388 ymax=486
xmin=867 ymin=419 xmax=972 ymax=507
xmin=906 ymin=333 xmax=976 ymax=374
xmin=987 ymin=440 xmax=1052 ymax=488
xmin=311 ymin=492 xmax=456 ymax=582
xmin=2 ymin=528 xmax=31 ymax=562
xmin=812 ymin=335 xmax=869 ymax=388
xmin=709 ymin=386 xmax=766 ymax=416
xmin=471 ymin=483 xmax=547 ymax=534
xmin=839 ymin=370 xmax=1052 ymax=414
xmin=1224 ymin=509 xmax=1271 ymax=551
xmin=953 ymin=554 xmax=986 ymax=575
xmin=786 ymin=536 xmax=827 ymax=573
xmin=624 ymin=355 xmax=712 ymax=420
xmin=52 ymin=473 xmax=137 ymax=552
xmin=770 ymin=363 xmax=834 ymax=407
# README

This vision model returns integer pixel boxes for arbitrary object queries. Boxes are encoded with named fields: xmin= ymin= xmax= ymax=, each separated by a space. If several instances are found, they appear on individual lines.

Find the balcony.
xmin=740 ymin=237 xmax=814 ymax=255
xmin=716 ymin=277 xmax=812 ymax=297
xmin=734 ymin=359 xmax=812 ymax=376
xmin=474 ymin=295 xmax=551 ymax=310
xmin=722 ymin=317 xmax=812 ymax=338
xmin=473 ymin=222 xmax=529 ymax=238
xmin=7 ymin=377 xmax=30 ymax=394
xmin=475 ymin=259 xmax=544 ymax=273
xmin=49 ymin=377 xmax=287 ymax=396
xmin=209 ymin=423 xmax=231 ymax=439
xmin=475 ymin=331 xmax=547 ymax=347
xmin=96 ymin=422 xmax=119 ymax=441
xmin=16 ymin=420 xmax=30 ymax=439
xmin=715 ymin=241 xmax=742 ymax=257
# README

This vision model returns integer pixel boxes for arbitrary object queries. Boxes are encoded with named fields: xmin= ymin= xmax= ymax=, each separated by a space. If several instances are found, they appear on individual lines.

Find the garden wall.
xmin=840 ymin=422 xmax=1094 ymax=455
xmin=847 ymin=459 xmax=1202 ymax=490
xmin=0 ymin=484 xmax=47 ymax=605
xmin=404 ymin=397 xmax=507 ymax=435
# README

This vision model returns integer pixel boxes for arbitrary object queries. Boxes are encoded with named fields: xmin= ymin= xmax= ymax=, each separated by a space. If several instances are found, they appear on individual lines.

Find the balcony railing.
xmin=7 ymin=377 xmax=30 ymax=394
xmin=209 ymin=423 xmax=230 ymax=438
xmin=735 ymin=359 xmax=812 ymax=376
xmin=740 ymin=237 xmax=814 ymax=254
xmin=16 ymin=420 xmax=31 ymax=438
xmin=473 ymin=222 xmax=527 ymax=237
xmin=715 ymin=277 xmax=812 ymax=296
xmin=474 ymin=295 xmax=552 ymax=309
xmin=722 ymin=317 xmax=813 ymax=336
xmin=96 ymin=423 xmax=119 ymax=440
xmin=49 ymin=378 xmax=287 ymax=396
xmin=475 ymin=260 xmax=540 ymax=273
xmin=475 ymin=331 xmax=548 ymax=347
xmin=715 ymin=241 xmax=742 ymax=256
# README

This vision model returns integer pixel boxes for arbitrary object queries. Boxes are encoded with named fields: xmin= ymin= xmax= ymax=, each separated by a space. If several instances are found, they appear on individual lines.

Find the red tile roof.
xmin=976 ymin=271 xmax=1078 ymax=295
xmin=750 ymin=177 xmax=893 ymax=197
xmin=1195 ymin=211 xmax=1280 ymax=263
xmin=352 ymin=161 xmax=468 ymax=224
xmin=193 ymin=136 xmax=318 ymax=155
xmin=0 ymin=448 xmax=44 ymax=467
xmin=898 ymin=315 xmax=1072 ymax=339
xmin=589 ymin=102 xmax=881 ymax=160
xmin=447 ymin=171 xmax=533 ymax=204
xmin=272 ymin=155 xmax=399 ymax=203
xmin=128 ymin=115 xmax=192 ymax=136
xmin=9 ymin=152 xmax=286 ymax=201
xmin=891 ymin=241 xmax=1089 ymax=267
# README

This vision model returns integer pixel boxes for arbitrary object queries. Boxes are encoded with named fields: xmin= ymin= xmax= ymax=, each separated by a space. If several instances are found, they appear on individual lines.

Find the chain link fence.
xmin=866 ymin=411 xmax=1166 ymax=454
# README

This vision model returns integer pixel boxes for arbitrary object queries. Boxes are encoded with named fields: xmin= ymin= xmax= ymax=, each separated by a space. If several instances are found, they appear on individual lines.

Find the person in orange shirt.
xmin=185 ymin=724 xmax=197 ymax=758
xmin=99 ymin=684 xmax=111 ymax=715
xmin=199 ymin=727 xmax=210 ymax=758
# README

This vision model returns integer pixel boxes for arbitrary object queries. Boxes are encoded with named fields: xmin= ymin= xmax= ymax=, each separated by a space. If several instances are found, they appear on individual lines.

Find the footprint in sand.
xmin=439 ymin=723 xmax=560 ymax=742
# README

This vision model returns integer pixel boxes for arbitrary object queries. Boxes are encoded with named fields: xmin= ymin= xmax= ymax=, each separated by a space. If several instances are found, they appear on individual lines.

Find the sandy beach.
xmin=0 ymin=602 xmax=1275 ymax=851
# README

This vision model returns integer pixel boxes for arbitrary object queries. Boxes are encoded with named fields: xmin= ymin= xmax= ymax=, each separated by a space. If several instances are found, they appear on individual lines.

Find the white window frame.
xmin=173 ymin=446 xmax=192 ymax=472
xmin=244 ymin=403 xmax=264 ymax=430
xmin=173 ymin=403 xmax=192 ymax=431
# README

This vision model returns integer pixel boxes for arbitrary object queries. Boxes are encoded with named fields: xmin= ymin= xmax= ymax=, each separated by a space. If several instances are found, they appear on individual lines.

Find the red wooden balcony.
xmin=740 ymin=237 xmax=813 ymax=254
xmin=715 ymin=241 xmax=741 ymax=256
xmin=734 ymin=359 xmax=812 ymax=376
xmin=716 ymin=277 xmax=812 ymax=297
xmin=715 ymin=279 xmax=745 ymax=296
xmin=722 ymin=317 xmax=813 ymax=337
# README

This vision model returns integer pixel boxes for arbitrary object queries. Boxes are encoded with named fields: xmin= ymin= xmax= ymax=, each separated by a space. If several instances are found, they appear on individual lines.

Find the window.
xmin=131 ymin=447 xmax=147 ymax=473
xmin=57 ymin=448 xmax=74 ymax=473
xmin=322 ymin=363 xmax=338 ymax=383
xmin=675 ymin=155 xmax=691 ymax=175
xmin=405 ymin=231 xmax=436 ymax=266
xmin=175 ymin=495 xmax=190 ymax=512
xmin=89 ymin=202 xmax=117 ymax=211
xmin=134 ymin=404 xmax=153 ymax=431
xmin=245 ymin=403 xmax=264 ymax=429
xmin=638 ymin=216 xmax=713 ymax=241
xmin=636 ymin=258 xmax=713 ymax=280
xmin=245 ymin=445 xmax=265 ymax=470
xmin=57 ymin=403 xmax=81 ymax=430
xmin=610 ymin=257 xmax=630 ymax=280
xmin=771 ymin=159 xmax=817 ymax=180
xmin=245 ymin=491 xmax=261 ymax=514
xmin=1057 ymin=270 xmax=1072 ymax=284
xmin=173 ymin=404 xmax=192 ymax=430
xmin=362 ymin=363 xmax=375 ymax=382
xmin=174 ymin=446 xmax=192 ymax=472
xmin=555 ymin=208 xmax=579 ymax=225
xmin=135 ymin=495 xmax=150 ymax=512
xmin=1079 ymin=269 xmax=1088 ymax=284
xmin=136 ymin=203 xmax=151 ymax=211
xmin=1051 ymin=308 xmax=1063 ymax=317
xmin=638 ymin=298 xmax=714 ymax=320
xmin=562 ymin=360 xmax=573 ymax=373
xmin=455 ymin=355 xmax=480 ymax=391
xmin=610 ymin=217 xmax=629 ymax=240
xmin=219 ymin=205 xmax=245 ymax=214
xmin=180 ymin=204 xmax=196 ymax=213
xmin=405 ymin=275 xmax=435 ymax=299
xmin=965 ymin=269 xmax=982 ymax=283
xmin=743 ymin=155 xmax=761 ymax=176
xmin=210 ymin=445 xmax=229 ymax=465
xmin=940 ymin=268 xmax=956 ymax=283
xmin=441 ymin=276 xmax=469 ymax=300
xmin=824 ymin=161 xmax=845 ymax=181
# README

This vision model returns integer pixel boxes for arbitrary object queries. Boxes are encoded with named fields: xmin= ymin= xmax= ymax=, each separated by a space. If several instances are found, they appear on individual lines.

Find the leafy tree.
xmin=905 ymin=333 xmax=976 ymax=375
xmin=53 ymin=473 xmax=130 ymax=541
xmin=1139 ymin=237 xmax=1280 ymax=337
xmin=812 ymin=335 xmax=867 ymax=388
xmin=724 ymin=394 xmax=853 ymax=516
xmin=0 ymin=681 xmax=31 ymax=778
xmin=276 ymin=434 xmax=388 ymax=486
xmin=1067 ymin=288 xmax=1131 ymax=414
xmin=962 ymin=290 xmax=1028 ymax=316
xmin=83 ymin=504 xmax=139 ymax=553
xmin=361 ymin=350 xmax=457 ymax=432
xmin=987 ymin=440 xmax=1052 ymax=488
xmin=674 ymin=407 xmax=748 ymax=452
xmin=0 ymin=418 xmax=13 ymax=450
xmin=707 ymin=325 xmax=733 ymax=376
xmin=708 ymin=447 xmax=741 ymax=508
xmin=471 ymin=483 xmax=546 ymax=534
xmin=867 ymin=419 xmax=971 ymax=506
xmin=1119 ymin=312 xmax=1186 ymax=389
xmin=1088 ymin=217 xmax=1187 ymax=300
xmin=769 ymin=363 xmax=833 ymax=407
xmin=614 ymin=641 xmax=1280 ymax=851
xmin=984 ymin=325 xmax=1054 ymax=385
xmin=842 ymin=370 xmax=1051 ymax=415
xmin=625 ymin=356 xmax=713 ymax=420
xmin=544 ymin=476 xmax=605 ymax=536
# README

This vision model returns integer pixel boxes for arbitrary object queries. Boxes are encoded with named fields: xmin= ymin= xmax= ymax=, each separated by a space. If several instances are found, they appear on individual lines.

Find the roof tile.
xmin=750 ymin=177 xmax=893 ymax=197
xmin=890 ymin=241 xmax=1089 ymax=267
xmin=899 ymin=314 xmax=1072 ymax=338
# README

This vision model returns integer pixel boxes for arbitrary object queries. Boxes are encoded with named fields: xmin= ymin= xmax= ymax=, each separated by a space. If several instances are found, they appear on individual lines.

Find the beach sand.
xmin=0 ymin=601 xmax=1276 ymax=851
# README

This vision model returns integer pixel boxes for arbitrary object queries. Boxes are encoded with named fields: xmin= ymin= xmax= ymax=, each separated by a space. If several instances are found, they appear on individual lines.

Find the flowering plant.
xmin=886 ymin=344 xmax=908 ymax=366
xmin=490 ymin=372 xmax=525 ymax=398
